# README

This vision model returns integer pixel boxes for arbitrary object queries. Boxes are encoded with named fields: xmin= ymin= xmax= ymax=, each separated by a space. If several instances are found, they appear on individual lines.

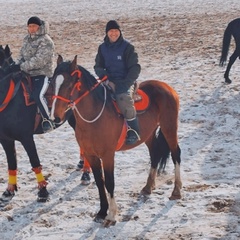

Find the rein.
xmin=53 ymin=70 xmax=108 ymax=123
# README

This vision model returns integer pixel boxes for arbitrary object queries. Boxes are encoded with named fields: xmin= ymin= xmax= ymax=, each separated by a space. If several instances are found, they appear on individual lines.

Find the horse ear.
xmin=57 ymin=55 xmax=63 ymax=65
xmin=0 ymin=52 xmax=5 ymax=66
xmin=71 ymin=55 xmax=78 ymax=71
xmin=5 ymin=45 xmax=11 ymax=56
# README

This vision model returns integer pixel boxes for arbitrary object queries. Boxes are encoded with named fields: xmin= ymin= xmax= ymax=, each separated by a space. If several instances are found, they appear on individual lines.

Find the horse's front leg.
xmin=0 ymin=140 xmax=18 ymax=201
xmin=89 ymin=156 xmax=109 ymax=222
xmin=21 ymin=136 xmax=49 ymax=202
xmin=102 ymin=154 xmax=117 ymax=227
xmin=224 ymin=50 xmax=239 ymax=84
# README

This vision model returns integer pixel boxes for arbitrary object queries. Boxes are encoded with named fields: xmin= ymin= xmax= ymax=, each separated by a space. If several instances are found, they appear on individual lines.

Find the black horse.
xmin=219 ymin=18 xmax=240 ymax=84
xmin=0 ymin=45 xmax=89 ymax=204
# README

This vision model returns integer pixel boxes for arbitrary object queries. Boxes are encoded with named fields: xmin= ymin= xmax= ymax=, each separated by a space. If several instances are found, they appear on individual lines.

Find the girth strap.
xmin=0 ymin=79 xmax=21 ymax=112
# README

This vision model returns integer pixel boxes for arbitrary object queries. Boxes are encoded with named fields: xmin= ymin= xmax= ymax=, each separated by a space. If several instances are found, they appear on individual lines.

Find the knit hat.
xmin=105 ymin=20 xmax=120 ymax=33
xmin=27 ymin=16 xmax=42 ymax=26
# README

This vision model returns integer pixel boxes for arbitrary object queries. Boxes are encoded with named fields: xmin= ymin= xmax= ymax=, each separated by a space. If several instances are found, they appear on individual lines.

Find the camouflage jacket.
xmin=17 ymin=20 xmax=55 ymax=78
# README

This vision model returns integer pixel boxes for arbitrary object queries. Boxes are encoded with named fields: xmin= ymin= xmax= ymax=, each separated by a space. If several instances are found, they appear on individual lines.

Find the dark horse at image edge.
xmin=0 ymin=45 xmax=79 ymax=204
xmin=219 ymin=18 xmax=240 ymax=84
xmin=51 ymin=55 xmax=182 ymax=227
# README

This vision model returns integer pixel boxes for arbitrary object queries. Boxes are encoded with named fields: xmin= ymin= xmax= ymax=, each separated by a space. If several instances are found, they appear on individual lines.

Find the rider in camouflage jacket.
xmin=16 ymin=16 xmax=55 ymax=132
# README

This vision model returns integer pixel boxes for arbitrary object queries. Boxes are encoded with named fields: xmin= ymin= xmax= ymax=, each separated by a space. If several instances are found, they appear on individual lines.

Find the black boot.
xmin=126 ymin=118 xmax=140 ymax=145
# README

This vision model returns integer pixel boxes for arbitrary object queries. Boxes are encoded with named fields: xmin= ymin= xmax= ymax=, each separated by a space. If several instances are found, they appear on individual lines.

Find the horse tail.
xmin=150 ymin=127 xmax=170 ymax=172
xmin=220 ymin=23 xmax=232 ymax=66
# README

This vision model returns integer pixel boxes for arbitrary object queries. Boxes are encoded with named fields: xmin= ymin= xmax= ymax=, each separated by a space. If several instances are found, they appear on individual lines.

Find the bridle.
xmin=53 ymin=69 xmax=107 ymax=123
xmin=0 ymin=51 xmax=15 ymax=71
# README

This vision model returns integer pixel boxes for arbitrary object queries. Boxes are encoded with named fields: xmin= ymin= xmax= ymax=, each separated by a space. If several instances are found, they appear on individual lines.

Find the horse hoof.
xmin=93 ymin=215 xmax=105 ymax=223
xmin=169 ymin=193 xmax=181 ymax=200
xmin=103 ymin=219 xmax=116 ymax=227
xmin=141 ymin=186 xmax=152 ymax=195
xmin=81 ymin=172 xmax=91 ymax=185
xmin=225 ymin=78 xmax=232 ymax=84
xmin=0 ymin=189 xmax=15 ymax=202
xmin=37 ymin=187 xmax=49 ymax=202
xmin=76 ymin=160 xmax=84 ymax=171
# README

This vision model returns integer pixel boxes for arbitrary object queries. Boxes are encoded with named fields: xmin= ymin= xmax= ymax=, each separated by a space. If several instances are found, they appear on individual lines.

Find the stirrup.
xmin=42 ymin=119 xmax=55 ymax=133
xmin=125 ymin=129 xmax=140 ymax=145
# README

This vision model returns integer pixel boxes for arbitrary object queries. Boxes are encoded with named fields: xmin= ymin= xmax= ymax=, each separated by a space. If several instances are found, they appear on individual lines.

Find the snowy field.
xmin=1 ymin=0 xmax=240 ymax=239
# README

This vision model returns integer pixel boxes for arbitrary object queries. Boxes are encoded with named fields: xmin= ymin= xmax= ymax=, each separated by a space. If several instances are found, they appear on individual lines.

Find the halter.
xmin=0 ymin=51 xmax=14 ymax=71
xmin=53 ymin=70 xmax=108 ymax=123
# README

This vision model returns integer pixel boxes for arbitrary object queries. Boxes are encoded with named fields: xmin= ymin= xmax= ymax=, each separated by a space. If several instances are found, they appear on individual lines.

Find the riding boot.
xmin=126 ymin=118 xmax=141 ymax=145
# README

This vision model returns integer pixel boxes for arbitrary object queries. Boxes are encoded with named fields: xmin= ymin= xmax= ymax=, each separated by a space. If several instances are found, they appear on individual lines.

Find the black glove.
xmin=10 ymin=64 xmax=21 ymax=72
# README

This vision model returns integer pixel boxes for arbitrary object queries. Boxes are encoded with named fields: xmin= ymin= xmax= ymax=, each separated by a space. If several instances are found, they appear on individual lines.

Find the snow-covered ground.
xmin=1 ymin=0 xmax=240 ymax=239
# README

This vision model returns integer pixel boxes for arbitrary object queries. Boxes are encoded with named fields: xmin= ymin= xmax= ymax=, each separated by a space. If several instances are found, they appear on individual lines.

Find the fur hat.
xmin=105 ymin=20 xmax=120 ymax=33
xmin=27 ymin=16 xmax=42 ymax=26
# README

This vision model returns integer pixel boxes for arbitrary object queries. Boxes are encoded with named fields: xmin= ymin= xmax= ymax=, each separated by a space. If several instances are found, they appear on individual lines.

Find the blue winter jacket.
xmin=94 ymin=35 xmax=141 ymax=94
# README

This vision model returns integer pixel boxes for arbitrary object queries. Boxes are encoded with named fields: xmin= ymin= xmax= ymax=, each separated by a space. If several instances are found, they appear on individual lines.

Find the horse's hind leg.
xmin=20 ymin=136 xmax=49 ymax=202
xmin=142 ymin=128 xmax=179 ymax=197
xmin=143 ymin=124 xmax=182 ymax=199
xmin=161 ymin=127 xmax=182 ymax=200
xmin=142 ymin=131 xmax=159 ymax=195
xmin=168 ymin=144 xmax=182 ymax=200
xmin=0 ymin=140 xmax=18 ymax=200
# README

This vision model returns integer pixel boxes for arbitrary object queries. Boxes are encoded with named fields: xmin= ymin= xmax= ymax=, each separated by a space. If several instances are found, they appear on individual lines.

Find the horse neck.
xmin=72 ymin=84 xmax=111 ymax=124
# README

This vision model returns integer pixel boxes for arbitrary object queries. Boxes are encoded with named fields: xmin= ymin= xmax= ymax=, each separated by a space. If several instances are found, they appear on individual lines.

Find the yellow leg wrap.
xmin=32 ymin=166 xmax=48 ymax=188
xmin=8 ymin=170 xmax=17 ymax=185
xmin=35 ymin=172 xmax=45 ymax=183
xmin=8 ymin=175 xmax=17 ymax=185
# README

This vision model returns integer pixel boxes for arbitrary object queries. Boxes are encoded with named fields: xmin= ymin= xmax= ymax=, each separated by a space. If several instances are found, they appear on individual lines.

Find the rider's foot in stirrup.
xmin=125 ymin=129 xmax=140 ymax=145
xmin=42 ymin=119 xmax=55 ymax=133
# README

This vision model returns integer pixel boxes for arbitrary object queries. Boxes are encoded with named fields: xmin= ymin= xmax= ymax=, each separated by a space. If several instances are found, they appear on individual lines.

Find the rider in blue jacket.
xmin=94 ymin=20 xmax=141 ymax=145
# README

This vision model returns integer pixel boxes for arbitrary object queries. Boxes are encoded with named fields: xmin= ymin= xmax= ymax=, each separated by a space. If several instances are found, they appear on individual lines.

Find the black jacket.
xmin=94 ymin=35 xmax=141 ymax=94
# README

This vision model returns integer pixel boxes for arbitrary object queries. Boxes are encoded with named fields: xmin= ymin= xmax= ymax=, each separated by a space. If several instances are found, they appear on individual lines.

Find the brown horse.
xmin=51 ymin=55 xmax=182 ymax=226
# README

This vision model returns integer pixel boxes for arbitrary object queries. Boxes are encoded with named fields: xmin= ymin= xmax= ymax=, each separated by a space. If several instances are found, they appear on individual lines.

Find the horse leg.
xmin=142 ymin=129 xmax=170 ymax=195
xmin=80 ymin=154 xmax=91 ymax=185
xmin=88 ymin=156 xmax=109 ymax=222
xmin=20 ymin=136 xmax=49 ymax=202
xmin=224 ymin=50 xmax=239 ymax=83
xmin=102 ymin=154 xmax=117 ymax=227
xmin=160 ymin=127 xmax=182 ymax=200
xmin=143 ymin=124 xmax=182 ymax=200
xmin=169 ymin=145 xmax=181 ymax=200
xmin=0 ymin=140 xmax=18 ymax=201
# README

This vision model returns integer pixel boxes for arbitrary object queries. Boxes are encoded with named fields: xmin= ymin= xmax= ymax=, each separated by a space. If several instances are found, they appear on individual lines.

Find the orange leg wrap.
xmin=32 ymin=166 xmax=48 ymax=188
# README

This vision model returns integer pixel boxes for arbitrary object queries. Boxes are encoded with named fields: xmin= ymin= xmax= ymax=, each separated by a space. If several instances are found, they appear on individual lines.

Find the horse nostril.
xmin=54 ymin=117 xmax=61 ymax=124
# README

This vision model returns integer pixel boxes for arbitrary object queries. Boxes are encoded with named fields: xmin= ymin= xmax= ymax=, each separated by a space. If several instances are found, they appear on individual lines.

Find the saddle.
xmin=21 ymin=75 xmax=53 ymax=109
xmin=0 ymin=73 xmax=54 ymax=132
xmin=111 ymin=84 xmax=150 ymax=114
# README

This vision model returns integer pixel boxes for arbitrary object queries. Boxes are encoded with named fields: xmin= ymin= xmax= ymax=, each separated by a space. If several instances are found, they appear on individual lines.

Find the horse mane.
xmin=78 ymin=65 xmax=107 ymax=102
